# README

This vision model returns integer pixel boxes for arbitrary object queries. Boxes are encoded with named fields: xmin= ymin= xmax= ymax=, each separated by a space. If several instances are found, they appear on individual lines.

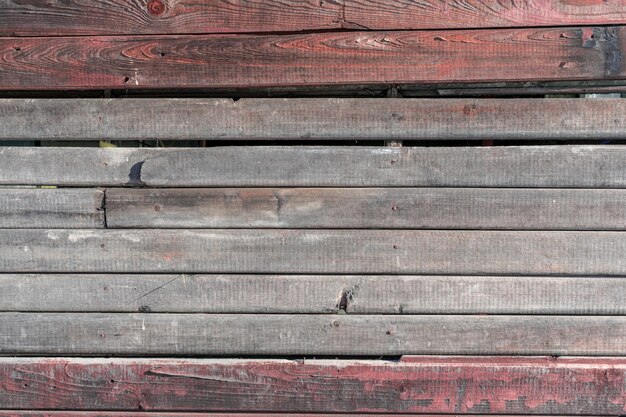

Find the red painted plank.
xmin=0 ymin=26 xmax=623 ymax=90
xmin=0 ymin=414 xmax=611 ymax=417
xmin=1 ymin=357 xmax=624 ymax=414
xmin=1 ymin=0 xmax=625 ymax=36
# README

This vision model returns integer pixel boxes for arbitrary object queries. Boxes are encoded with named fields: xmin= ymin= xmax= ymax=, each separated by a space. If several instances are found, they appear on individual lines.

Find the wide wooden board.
xmin=0 ymin=189 xmax=104 ymax=228
xmin=3 ymin=229 xmax=626 ymax=275
xmin=2 ymin=146 xmax=626 ymax=188
xmin=2 ymin=0 xmax=625 ymax=36
xmin=1 ymin=27 xmax=624 ymax=90
xmin=2 ymin=274 xmax=624 ymax=314
xmin=3 ymin=98 xmax=626 ymax=140
xmin=1 ymin=357 xmax=624 ymax=413
xmin=1 ymin=314 xmax=625 ymax=355
xmin=107 ymin=187 xmax=626 ymax=230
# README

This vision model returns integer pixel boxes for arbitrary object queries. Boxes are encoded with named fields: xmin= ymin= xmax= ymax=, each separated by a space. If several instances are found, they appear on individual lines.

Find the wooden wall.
xmin=1 ymin=1 xmax=626 ymax=416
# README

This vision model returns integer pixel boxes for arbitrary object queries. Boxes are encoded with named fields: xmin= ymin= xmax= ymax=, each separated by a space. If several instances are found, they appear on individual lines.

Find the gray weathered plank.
xmin=0 ymin=274 xmax=624 ymax=315
xmin=1 ymin=98 xmax=626 ymax=141
xmin=3 ymin=229 xmax=626 ymax=275
xmin=0 ymin=189 xmax=104 ymax=228
xmin=2 ymin=146 xmax=626 ymax=188
xmin=107 ymin=188 xmax=626 ymax=230
xmin=0 ymin=314 xmax=624 ymax=355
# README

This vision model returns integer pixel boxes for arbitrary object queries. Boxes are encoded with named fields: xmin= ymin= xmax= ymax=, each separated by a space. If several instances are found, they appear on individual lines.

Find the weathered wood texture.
xmin=2 ymin=146 xmax=626 ymax=188
xmin=0 ymin=412 xmax=610 ymax=417
xmin=2 ymin=274 xmax=624 ymax=315
xmin=1 ymin=314 xmax=625 ymax=355
xmin=0 ymin=189 xmax=104 ymax=229
xmin=107 ymin=187 xmax=626 ymax=230
xmin=1 ymin=357 xmax=625 ymax=413
xmin=0 ymin=414 xmax=608 ymax=417
xmin=3 ymin=98 xmax=626 ymax=141
xmin=4 ymin=229 xmax=626 ymax=275
xmin=2 ymin=0 xmax=625 ymax=36
xmin=1 ymin=27 xmax=624 ymax=90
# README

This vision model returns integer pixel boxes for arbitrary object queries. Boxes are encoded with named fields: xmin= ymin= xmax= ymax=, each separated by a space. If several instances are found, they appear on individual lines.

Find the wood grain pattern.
xmin=3 ymin=146 xmax=626 ymax=188
xmin=0 ymin=189 xmax=104 ymax=229
xmin=3 ymin=229 xmax=626 ymax=275
xmin=3 ymin=98 xmax=626 ymax=141
xmin=0 ymin=415 xmax=609 ymax=417
xmin=0 ymin=414 xmax=609 ymax=417
xmin=107 ymin=187 xmax=626 ymax=230
xmin=1 ymin=27 xmax=624 ymax=90
xmin=1 ymin=314 xmax=625 ymax=355
xmin=1 ymin=274 xmax=624 ymax=315
xmin=1 ymin=0 xmax=625 ymax=36
xmin=1 ymin=357 xmax=624 ymax=413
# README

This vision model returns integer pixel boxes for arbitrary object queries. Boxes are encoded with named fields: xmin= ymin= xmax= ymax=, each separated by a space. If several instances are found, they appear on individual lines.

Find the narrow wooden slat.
xmin=0 ymin=414 xmax=612 ymax=417
xmin=3 ymin=229 xmax=626 ymax=275
xmin=107 ymin=187 xmax=626 ymax=230
xmin=2 ymin=274 xmax=624 ymax=315
xmin=1 ymin=357 xmax=624 ymax=413
xmin=0 ymin=0 xmax=342 ymax=36
xmin=3 ymin=98 xmax=626 ymax=141
xmin=0 ymin=189 xmax=104 ymax=229
xmin=2 ymin=146 xmax=626 ymax=188
xmin=1 ymin=27 xmax=624 ymax=90
xmin=1 ymin=314 xmax=625 ymax=355
xmin=2 ymin=0 xmax=625 ymax=36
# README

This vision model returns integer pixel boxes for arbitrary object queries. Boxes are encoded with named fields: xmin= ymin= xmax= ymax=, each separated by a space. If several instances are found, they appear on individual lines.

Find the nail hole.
xmin=124 ymin=76 xmax=130 ymax=83
xmin=13 ymin=46 xmax=21 ymax=51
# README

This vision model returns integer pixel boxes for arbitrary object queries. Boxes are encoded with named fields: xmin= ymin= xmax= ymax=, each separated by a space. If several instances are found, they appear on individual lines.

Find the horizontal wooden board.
xmin=2 ymin=146 xmax=626 ymax=188
xmin=2 ymin=0 xmax=625 ymax=36
xmin=3 ymin=229 xmax=626 ymax=275
xmin=1 ymin=314 xmax=625 ymax=355
xmin=0 ymin=415 xmax=608 ymax=417
xmin=0 ymin=189 xmax=104 ymax=228
xmin=1 ymin=357 xmax=624 ymax=413
xmin=3 ymin=98 xmax=626 ymax=141
xmin=0 ymin=414 xmax=608 ymax=417
xmin=0 ymin=274 xmax=624 ymax=315
xmin=1 ymin=27 xmax=624 ymax=90
xmin=107 ymin=187 xmax=626 ymax=230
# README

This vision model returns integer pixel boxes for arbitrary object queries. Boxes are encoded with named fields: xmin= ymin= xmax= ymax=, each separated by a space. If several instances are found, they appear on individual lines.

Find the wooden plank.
xmin=1 ymin=314 xmax=625 ymax=356
xmin=1 ymin=357 xmax=624 ymax=413
xmin=0 ymin=410 xmax=614 ymax=417
xmin=2 ymin=0 xmax=625 ymax=36
xmin=0 ymin=189 xmax=104 ymax=229
xmin=3 ymin=146 xmax=626 ymax=188
xmin=1 ymin=27 xmax=624 ymax=90
xmin=3 ymin=98 xmax=626 ymax=141
xmin=0 ymin=274 xmax=624 ymax=315
xmin=3 ymin=229 xmax=626 ymax=275
xmin=107 ymin=187 xmax=626 ymax=230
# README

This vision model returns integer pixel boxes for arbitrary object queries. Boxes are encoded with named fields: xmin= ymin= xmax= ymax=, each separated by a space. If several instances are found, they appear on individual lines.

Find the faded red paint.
xmin=1 ymin=357 xmax=625 ymax=414
xmin=0 ymin=411 xmax=606 ymax=417
xmin=0 ymin=414 xmax=612 ymax=417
